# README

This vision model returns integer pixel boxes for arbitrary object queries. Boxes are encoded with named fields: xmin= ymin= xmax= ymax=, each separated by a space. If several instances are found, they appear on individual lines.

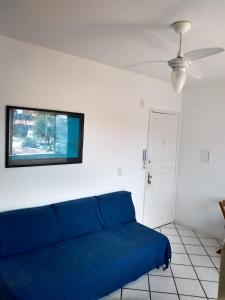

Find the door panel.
xmin=143 ymin=112 xmax=179 ymax=228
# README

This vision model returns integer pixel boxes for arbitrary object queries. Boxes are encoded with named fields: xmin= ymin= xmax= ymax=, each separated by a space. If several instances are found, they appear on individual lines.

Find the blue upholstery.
xmin=0 ymin=206 xmax=60 ymax=258
xmin=96 ymin=191 xmax=136 ymax=227
xmin=51 ymin=197 xmax=102 ymax=240
xmin=0 ymin=222 xmax=170 ymax=300
xmin=0 ymin=191 xmax=171 ymax=300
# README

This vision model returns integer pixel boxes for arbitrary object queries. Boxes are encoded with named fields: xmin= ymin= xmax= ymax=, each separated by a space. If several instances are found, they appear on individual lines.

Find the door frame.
xmin=142 ymin=108 xmax=181 ymax=228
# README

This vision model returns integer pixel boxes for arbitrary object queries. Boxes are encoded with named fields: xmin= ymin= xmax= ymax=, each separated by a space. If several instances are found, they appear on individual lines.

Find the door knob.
xmin=147 ymin=173 xmax=152 ymax=184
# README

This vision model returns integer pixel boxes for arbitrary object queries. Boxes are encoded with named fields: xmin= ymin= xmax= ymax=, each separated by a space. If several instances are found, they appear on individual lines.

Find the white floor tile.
xmin=149 ymin=276 xmax=177 ymax=294
xmin=178 ymin=229 xmax=196 ymax=237
xmin=124 ymin=275 xmax=148 ymax=291
xmin=195 ymin=266 xmax=219 ymax=281
xmin=185 ymin=245 xmax=207 ymax=255
xmin=175 ymin=278 xmax=205 ymax=297
xmin=211 ymin=256 xmax=221 ymax=268
xmin=199 ymin=238 xmax=220 ymax=247
xmin=201 ymin=281 xmax=219 ymax=299
xmin=172 ymin=253 xmax=191 ymax=265
xmin=122 ymin=289 xmax=150 ymax=300
xmin=149 ymin=267 xmax=172 ymax=277
xmin=171 ymin=264 xmax=197 ymax=279
xmin=189 ymin=255 xmax=214 ymax=267
xmin=101 ymin=289 xmax=121 ymax=299
xmin=171 ymin=243 xmax=186 ymax=254
xmin=154 ymin=228 xmax=161 ymax=233
xmin=205 ymin=246 xmax=220 ymax=257
xmin=167 ymin=235 xmax=182 ymax=244
xmin=161 ymin=228 xmax=178 ymax=236
xmin=151 ymin=292 xmax=179 ymax=300
xmin=181 ymin=237 xmax=201 ymax=246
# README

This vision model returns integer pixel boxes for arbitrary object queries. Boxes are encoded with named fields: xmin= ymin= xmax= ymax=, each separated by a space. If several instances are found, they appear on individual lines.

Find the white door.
xmin=143 ymin=111 xmax=179 ymax=228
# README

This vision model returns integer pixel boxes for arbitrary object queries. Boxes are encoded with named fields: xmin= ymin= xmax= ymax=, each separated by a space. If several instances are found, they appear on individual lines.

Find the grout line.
xmin=161 ymin=233 xmax=179 ymax=236
xmin=123 ymin=288 xmax=210 ymax=299
xmin=150 ymin=273 xmax=218 ymax=283
xmin=170 ymin=264 xmax=181 ymax=300
xmin=147 ymin=273 xmax=151 ymax=300
xmin=123 ymin=287 xmax=152 ymax=292
xmin=174 ymin=223 xmax=209 ymax=299
xmin=123 ymin=287 xmax=178 ymax=294
xmin=120 ymin=288 xmax=122 ymax=300
xmin=149 ymin=291 xmax=179 ymax=296
xmin=171 ymin=262 xmax=217 ymax=268
xmin=154 ymin=222 xmax=176 ymax=229
xmin=172 ymin=246 xmax=220 ymax=258
xmin=174 ymin=253 xmax=208 ymax=257
xmin=170 ymin=241 xmax=219 ymax=248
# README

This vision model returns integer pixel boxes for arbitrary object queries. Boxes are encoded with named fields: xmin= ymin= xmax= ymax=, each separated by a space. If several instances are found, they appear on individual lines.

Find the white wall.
xmin=175 ymin=83 xmax=225 ymax=240
xmin=0 ymin=35 xmax=181 ymax=222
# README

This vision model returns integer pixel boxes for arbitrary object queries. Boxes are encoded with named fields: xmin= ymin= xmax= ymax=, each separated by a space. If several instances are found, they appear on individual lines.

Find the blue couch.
xmin=0 ymin=191 xmax=171 ymax=300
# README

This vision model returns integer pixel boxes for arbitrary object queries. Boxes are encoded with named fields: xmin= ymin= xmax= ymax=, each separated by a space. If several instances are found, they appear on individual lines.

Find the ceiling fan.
xmin=124 ymin=21 xmax=225 ymax=93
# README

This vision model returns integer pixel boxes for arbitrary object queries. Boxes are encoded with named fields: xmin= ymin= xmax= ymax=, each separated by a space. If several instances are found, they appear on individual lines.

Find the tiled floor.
xmin=101 ymin=223 xmax=221 ymax=300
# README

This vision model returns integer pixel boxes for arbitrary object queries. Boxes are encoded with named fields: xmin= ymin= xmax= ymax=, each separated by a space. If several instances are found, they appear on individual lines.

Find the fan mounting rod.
xmin=172 ymin=20 xmax=192 ymax=35
xmin=172 ymin=21 xmax=191 ymax=58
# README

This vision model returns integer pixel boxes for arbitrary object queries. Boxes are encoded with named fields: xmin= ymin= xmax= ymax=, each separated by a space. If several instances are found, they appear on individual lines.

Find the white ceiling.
xmin=0 ymin=0 xmax=225 ymax=84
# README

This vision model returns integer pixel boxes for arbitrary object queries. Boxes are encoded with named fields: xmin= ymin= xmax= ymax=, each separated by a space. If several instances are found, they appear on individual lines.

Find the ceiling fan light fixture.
xmin=171 ymin=66 xmax=187 ymax=93
xmin=125 ymin=20 xmax=224 ymax=91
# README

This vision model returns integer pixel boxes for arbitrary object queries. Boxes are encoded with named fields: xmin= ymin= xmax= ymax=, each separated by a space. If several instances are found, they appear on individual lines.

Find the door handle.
xmin=147 ymin=173 xmax=152 ymax=184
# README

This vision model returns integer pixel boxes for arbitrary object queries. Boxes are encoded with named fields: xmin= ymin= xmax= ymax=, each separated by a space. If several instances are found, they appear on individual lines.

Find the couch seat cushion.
xmin=0 ymin=222 xmax=171 ymax=300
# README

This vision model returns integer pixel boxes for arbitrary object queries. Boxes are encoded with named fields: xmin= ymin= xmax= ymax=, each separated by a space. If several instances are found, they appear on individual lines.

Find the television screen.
xmin=6 ymin=106 xmax=84 ymax=167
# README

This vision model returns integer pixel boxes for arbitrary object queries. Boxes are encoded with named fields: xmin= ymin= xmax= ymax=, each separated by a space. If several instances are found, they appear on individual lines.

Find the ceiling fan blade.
xmin=187 ymin=62 xmax=203 ymax=79
xmin=123 ymin=60 xmax=167 ymax=69
xmin=184 ymin=47 xmax=224 ymax=61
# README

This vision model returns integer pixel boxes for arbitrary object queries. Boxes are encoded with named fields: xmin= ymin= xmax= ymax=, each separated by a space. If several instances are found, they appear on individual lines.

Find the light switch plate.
xmin=117 ymin=168 xmax=122 ymax=176
xmin=200 ymin=149 xmax=211 ymax=164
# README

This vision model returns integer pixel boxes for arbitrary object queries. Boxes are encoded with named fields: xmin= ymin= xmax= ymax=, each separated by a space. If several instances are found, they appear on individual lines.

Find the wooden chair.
xmin=218 ymin=241 xmax=225 ymax=299
xmin=217 ymin=200 xmax=225 ymax=254
xmin=219 ymin=200 xmax=225 ymax=219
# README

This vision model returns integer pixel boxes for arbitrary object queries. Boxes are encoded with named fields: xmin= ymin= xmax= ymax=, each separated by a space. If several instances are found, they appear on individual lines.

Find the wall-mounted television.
xmin=6 ymin=106 xmax=84 ymax=168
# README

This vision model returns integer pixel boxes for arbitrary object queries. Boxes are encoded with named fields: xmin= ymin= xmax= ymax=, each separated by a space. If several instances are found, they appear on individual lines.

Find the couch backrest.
xmin=0 ymin=206 xmax=60 ymax=258
xmin=0 ymin=191 xmax=135 ymax=258
xmin=51 ymin=197 xmax=103 ymax=240
xmin=96 ymin=191 xmax=136 ymax=228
